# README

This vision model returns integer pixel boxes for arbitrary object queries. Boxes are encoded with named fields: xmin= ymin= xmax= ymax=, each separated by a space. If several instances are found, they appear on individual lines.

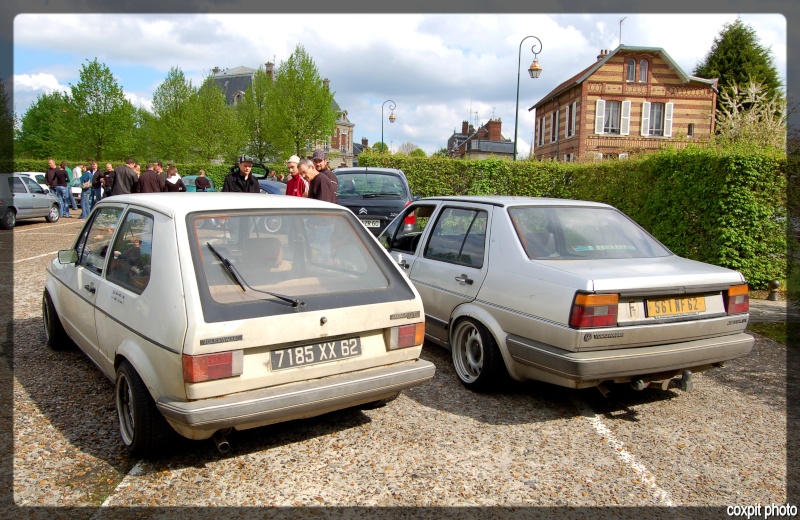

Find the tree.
xmin=0 ymin=79 xmax=13 ymax=161
xmin=185 ymin=77 xmax=241 ymax=162
xmin=713 ymin=81 xmax=786 ymax=150
xmin=372 ymin=141 xmax=389 ymax=153
xmin=15 ymin=90 xmax=71 ymax=158
xmin=262 ymin=44 xmax=337 ymax=158
xmin=431 ymin=147 xmax=450 ymax=158
xmin=397 ymin=141 xmax=420 ymax=155
xmin=237 ymin=68 xmax=277 ymax=162
xmin=693 ymin=18 xmax=783 ymax=114
xmin=409 ymin=148 xmax=427 ymax=157
xmin=68 ymin=58 xmax=136 ymax=161
xmin=151 ymin=66 xmax=196 ymax=162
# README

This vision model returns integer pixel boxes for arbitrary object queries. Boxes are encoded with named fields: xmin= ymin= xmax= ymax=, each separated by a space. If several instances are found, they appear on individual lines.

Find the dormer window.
xmin=627 ymin=58 xmax=636 ymax=82
xmin=639 ymin=59 xmax=648 ymax=83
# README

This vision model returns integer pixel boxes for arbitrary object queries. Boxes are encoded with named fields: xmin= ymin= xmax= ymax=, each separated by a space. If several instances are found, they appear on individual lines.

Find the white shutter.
xmin=641 ymin=101 xmax=651 ymax=136
xmin=554 ymin=109 xmax=559 ymax=141
xmin=620 ymin=101 xmax=631 ymax=136
xmin=595 ymin=100 xmax=605 ymax=134
xmin=571 ymin=101 xmax=577 ymax=137
xmin=664 ymin=102 xmax=674 ymax=137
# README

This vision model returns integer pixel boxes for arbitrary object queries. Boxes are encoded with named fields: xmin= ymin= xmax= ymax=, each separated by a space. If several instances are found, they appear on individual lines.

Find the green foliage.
xmin=372 ymin=141 xmax=388 ymax=153
xmin=15 ymin=91 xmax=72 ymax=159
xmin=185 ymin=78 xmax=242 ymax=162
xmin=237 ymin=68 xmax=276 ymax=162
xmin=358 ymin=149 xmax=787 ymax=289
xmin=693 ymin=18 xmax=783 ymax=113
xmin=262 ymin=44 xmax=337 ymax=159
xmin=68 ymin=58 xmax=137 ymax=161
xmin=0 ymin=80 xmax=13 ymax=160
xmin=409 ymin=148 xmax=427 ymax=157
xmin=151 ymin=67 xmax=196 ymax=162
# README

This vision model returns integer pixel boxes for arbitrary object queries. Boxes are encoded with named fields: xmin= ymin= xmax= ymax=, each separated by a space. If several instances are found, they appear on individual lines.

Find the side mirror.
xmin=412 ymin=195 xmax=421 ymax=201
xmin=58 ymin=249 xmax=78 ymax=264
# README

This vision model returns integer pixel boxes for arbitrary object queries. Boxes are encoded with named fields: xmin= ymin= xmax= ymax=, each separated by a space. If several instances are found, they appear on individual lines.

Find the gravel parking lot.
xmin=2 ymin=212 xmax=795 ymax=516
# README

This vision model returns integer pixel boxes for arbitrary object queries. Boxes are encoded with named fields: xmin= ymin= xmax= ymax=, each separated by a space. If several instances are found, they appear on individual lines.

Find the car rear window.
xmin=508 ymin=206 xmax=671 ymax=260
xmin=188 ymin=209 xmax=415 ymax=321
xmin=337 ymin=172 xmax=407 ymax=200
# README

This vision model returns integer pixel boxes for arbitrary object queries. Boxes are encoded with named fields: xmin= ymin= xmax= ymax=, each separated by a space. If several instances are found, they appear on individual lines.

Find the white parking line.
xmin=95 ymin=460 xmax=144 ymax=510
xmin=13 ymin=251 xmax=60 ymax=263
xmin=573 ymin=398 xmax=676 ymax=507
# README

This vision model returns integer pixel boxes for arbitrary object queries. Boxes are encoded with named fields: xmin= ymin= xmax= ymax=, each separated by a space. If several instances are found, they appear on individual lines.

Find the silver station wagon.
xmin=378 ymin=196 xmax=753 ymax=394
xmin=43 ymin=193 xmax=434 ymax=456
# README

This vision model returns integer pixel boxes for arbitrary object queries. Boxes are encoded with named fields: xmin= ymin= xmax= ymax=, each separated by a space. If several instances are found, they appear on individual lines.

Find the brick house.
xmin=446 ymin=119 xmax=514 ymax=159
xmin=211 ymin=64 xmax=355 ymax=166
xmin=528 ymin=45 xmax=718 ymax=161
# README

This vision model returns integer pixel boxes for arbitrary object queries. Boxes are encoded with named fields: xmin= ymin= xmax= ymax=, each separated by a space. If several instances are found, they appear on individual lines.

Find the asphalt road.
xmin=2 ymin=211 xmax=795 ymax=517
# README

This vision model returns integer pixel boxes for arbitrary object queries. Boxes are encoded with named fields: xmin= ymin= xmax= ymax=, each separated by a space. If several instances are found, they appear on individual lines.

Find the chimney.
xmin=462 ymin=121 xmax=469 ymax=135
xmin=212 ymin=66 xmax=221 ymax=75
xmin=323 ymin=78 xmax=330 ymax=91
xmin=361 ymin=137 xmax=369 ymax=147
xmin=265 ymin=62 xmax=274 ymax=81
xmin=597 ymin=49 xmax=606 ymax=61
xmin=485 ymin=119 xmax=502 ymax=141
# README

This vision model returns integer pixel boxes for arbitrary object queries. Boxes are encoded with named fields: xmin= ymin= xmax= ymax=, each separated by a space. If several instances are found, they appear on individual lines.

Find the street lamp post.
xmin=513 ymin=36 xmax=543 ymax=161
xmin=381 ymin=100 xmax=396 ymax=153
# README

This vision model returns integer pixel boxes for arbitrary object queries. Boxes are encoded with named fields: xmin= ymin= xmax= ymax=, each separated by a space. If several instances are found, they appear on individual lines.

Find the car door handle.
xmin=398 ymin=259 xmax=410 ymax=269
xmin=84 ymin=284 xmax=96 ymax=294
xmin=455 ymin=274 xmax=473 ymax=285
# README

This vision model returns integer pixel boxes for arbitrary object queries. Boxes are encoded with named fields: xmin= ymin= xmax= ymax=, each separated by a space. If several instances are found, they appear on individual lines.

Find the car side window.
xmin=75 ymin=207 xmax=125 ymax=275
xmin=107 ymin=211 xmax=154 ymax=294
xmin=10 ymin=177 xmax=27 ymax=194
xmin=20 ymin=177 xmax=44 ymax=194
xmin=382 ymin=204 xmax=436 ymax=254
xmin=424 ymin=207 xmax=487 ymax=268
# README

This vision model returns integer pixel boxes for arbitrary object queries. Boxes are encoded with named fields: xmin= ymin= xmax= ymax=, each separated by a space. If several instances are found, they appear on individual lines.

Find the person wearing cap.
xmin=285 ymin=155 xmax=308 ymax=197
xmin=311 ymin=150 xmax=338 ymax=203
xmin=222 ymin=154 xmax=260 ymax=193
xmin=299 ymin=158 xmax=337 ymax=204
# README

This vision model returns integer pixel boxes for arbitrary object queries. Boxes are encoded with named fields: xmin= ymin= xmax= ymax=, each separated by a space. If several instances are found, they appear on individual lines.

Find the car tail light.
xmin=183 ymin=351 xmax=243 ymax=383
xmin=403 ymin=207 xmax=416 ymax=227
xmin=569 ymin=293 xmax=619 ymax=328
xmin=725 ymin=284 xmax=749 ymax=315
xmin=386 ymin=322 xmax=425 ymax=350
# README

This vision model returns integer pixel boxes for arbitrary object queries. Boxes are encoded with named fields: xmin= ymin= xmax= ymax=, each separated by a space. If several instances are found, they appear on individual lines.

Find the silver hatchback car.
xmin=378 ymin=196 xmax=753 ymax=393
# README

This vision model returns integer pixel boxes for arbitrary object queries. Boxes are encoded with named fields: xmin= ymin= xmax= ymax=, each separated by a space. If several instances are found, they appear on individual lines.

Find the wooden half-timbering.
xmin=529 ymin=46 xmax=717 ymax=161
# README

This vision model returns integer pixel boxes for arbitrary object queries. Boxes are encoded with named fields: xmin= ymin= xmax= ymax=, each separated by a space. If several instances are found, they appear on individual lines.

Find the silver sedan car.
xmin=378 ymin=196 xmax=754 ymax=393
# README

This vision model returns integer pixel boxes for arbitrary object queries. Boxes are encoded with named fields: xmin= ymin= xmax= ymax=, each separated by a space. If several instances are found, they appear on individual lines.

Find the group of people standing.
xmin=221 ymin=149 xmax=339 ymax=205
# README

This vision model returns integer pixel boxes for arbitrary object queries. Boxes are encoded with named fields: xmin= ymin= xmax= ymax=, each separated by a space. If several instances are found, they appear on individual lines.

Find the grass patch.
xmin=747 ymin=322 xmax=788 ymax=345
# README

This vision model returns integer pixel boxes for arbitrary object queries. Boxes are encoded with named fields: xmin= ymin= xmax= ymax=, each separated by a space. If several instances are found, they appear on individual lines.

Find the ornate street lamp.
xmin=513 ymin=36 xmax=543 ymax=161
xmin=381 ymin=100 xmax=396 ymax=153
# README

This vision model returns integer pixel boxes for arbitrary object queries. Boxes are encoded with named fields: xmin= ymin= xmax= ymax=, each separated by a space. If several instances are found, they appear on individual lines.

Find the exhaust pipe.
xmin=212 ymin=429 xmax=232 ymax=454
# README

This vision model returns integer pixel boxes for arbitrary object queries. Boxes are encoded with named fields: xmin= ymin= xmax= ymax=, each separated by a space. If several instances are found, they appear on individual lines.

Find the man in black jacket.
xmin=111 ymin=158 xmax=139 ymax=196
xmin=222 ymin=154 xmax=260 ymax=193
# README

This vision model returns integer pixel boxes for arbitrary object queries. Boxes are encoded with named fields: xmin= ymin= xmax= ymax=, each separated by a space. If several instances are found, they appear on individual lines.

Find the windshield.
xmin=508 ymin=206 xmax=671 ymax=260
xmin=337 ymin=172 xmax=407 ymax=200
xmin=188 ymin=210 xmax=411 ymax=321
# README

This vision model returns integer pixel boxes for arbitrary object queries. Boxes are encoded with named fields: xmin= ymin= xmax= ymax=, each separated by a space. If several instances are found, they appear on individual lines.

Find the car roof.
xmin=333 ymin=167 xmax=406 ymax=176
xmin=417 ymin=195 xmax=614 ymax=209
xmin=95 ymin=192 xmax=342 ymax=218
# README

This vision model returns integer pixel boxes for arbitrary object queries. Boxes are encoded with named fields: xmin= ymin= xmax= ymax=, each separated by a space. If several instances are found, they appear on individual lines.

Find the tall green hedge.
xmin=359 ymin=150 xmax=787 ymax=289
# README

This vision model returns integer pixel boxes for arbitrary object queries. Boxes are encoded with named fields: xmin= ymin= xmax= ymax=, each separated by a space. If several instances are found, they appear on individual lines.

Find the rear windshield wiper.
xmin=362 ymin=192 xmax=401 ymax=198
xmin=206 ymin=242 xmax=305 ymax=311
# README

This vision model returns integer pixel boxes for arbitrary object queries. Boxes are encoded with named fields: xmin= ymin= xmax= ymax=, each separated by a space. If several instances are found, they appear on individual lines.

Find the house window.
xmin=570 ymin=101 xmax=577 ymax=137
xmin=538 ymin=116 xmax=546 ymax=146
xmin=641 ymin=101 xmax=673 ymax=137
xmin=627 ymin=59 xmax=636 ymax=82
xmin=639 ymin=60 xmax=648 ymax=83
xmin=688 ymin=123 xmax=694 ymax=137
xmin=550 ymin=110 xmax=559 ymax=142
xmin=604 ymin=101 xmax=621 ymax=134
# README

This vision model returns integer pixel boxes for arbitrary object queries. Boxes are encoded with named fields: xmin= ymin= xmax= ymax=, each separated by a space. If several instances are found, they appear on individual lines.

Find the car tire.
xmin=358 ymin=391 xmax=400 ymax=410
xmin=0 ymin=208 xmax=15 ymax=230
xmin=45 ymin=204 xmax=60 ymax=223
xmin=450 ymin=319 xmax=507 ymax=391
xmin=42 ymin=290 xmax=73 ymax=350
xmin=115 ymin=360 xmax=173 ymax=458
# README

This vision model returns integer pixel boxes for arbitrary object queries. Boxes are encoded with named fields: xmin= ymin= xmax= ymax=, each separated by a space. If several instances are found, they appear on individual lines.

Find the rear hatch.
xmin=336 ymin=170 xmax=411 ymax=235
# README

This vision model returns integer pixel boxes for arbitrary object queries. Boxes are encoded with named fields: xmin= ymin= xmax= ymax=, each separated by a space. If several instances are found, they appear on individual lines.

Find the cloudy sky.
xmin=12 ymin=13 xmax=786 ymax=157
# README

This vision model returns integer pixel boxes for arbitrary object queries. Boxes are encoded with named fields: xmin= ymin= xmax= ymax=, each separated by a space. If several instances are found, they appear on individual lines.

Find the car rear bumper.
xmin=506 ymin=332 xmax=754 ymax=382
xmin=157 ymin=359 xmax=435 ymax=433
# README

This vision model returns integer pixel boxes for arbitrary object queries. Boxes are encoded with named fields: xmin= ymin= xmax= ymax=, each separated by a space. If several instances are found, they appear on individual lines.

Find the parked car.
xmin=258 ymin=179 xmax=287 ymax=195
xmin=69 ymin=177 xmax=83 ymax=207
xmin=334 ymin=167 xmax=416 ymax=236
xmin=0 ymin=173 xmax=61 ymax=229
xmin=17 ymin=171 xmax=50 ymax=193
xmin=43 ymin=193 xmax=434 ymax=456
xmin=378 ymin=196 xmax=754 ymax=393
xmin=183 ymin=175 xmax=217 ymax=192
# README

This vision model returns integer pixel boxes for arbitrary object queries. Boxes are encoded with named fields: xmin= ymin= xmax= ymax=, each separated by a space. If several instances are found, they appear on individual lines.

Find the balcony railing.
xmin=584 ymin=135 xmax=708 ymax=152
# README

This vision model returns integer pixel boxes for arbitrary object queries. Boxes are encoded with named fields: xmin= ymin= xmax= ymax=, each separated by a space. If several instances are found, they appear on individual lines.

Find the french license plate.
xmin=270 ymin=337 xmax=362 ymax=370
xmin=646 ymin=296 xmax=706 ymax=317
xmin=362 ymin=219 xmax=381 ymax=228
